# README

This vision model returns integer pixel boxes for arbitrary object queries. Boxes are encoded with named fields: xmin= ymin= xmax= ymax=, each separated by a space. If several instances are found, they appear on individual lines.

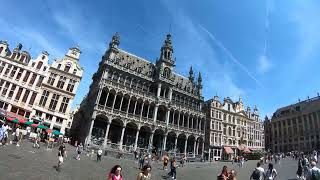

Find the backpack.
xmin=251 ymin=168 xmax=261 ymax=180
xmin=311 ymin=169 xmax=320 ymax=180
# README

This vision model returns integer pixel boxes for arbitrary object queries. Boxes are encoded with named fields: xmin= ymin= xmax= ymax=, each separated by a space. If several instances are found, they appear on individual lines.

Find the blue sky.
xmin=1 ymin=0 xmax=320 ymax=119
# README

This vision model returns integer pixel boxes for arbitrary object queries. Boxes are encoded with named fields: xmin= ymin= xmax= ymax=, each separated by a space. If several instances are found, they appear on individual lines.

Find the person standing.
xmin=33 ymin=133 xmax=40 ymax=149
xmin=217 ymin=166 xmax=229 ymax=180
xmin=15 ymin=126 xmax=20 ymax=147
xmin=163 ymin=153 xmax=169 ymax=170
xmin=265 ymin=163 xmax=277 ymax=180
xmin=108 ymin=165 xmax=123 ymax=180
xmin=136 ymin=164 xmax=152 ymax=180
xmin=180 ymin=154 xmax=186 ymax=167
xmin=76 ymin=143 xmax=83 ymax=160
xmin=97 ymin=148 xmax=103 ymax=162
xmin=306 ymin=160 xmax=320 ymax=180
xmin=250 ymin=162 xmax=265 ymax=180
xmin=229 ymin=170 xmax=238 ymax=180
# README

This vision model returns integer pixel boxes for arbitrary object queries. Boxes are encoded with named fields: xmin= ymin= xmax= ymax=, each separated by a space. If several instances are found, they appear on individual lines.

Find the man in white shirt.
xmin=15 ymin=127 xmax=20 ymax=147
xmin=306 ymin=160 xmax=320 ymax=180
xmin=250 ymin=162 xmax=265 ymax=180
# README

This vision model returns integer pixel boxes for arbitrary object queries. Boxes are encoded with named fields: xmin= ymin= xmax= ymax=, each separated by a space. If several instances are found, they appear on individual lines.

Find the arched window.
xmin=64 ymin=65 xmax=71 ymax=72
xmin=163 ymin=67 xmax=171 ymax=78
xmin=223 ymin=114 xmax=226 ymax=120
xmin=36 ymin=61 xmax=43 ymax=70
xmin=11 ymin=53 xmax=16 ymax=59
xmin=228 ymin=127 xmax=232 ymax=136
xmin=0 ymin=47 xmax=3 ymax=54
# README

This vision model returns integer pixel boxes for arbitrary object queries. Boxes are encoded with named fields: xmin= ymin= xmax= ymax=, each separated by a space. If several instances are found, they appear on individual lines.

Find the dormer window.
xmin=11 ymin=53 xmax=16 ymax=59
xmin=0 ymin=47 xmax=3 ymax=54
xmin=42 ymin=55 xmax=45 ymax=60
xmin=32 ymin=62 xmax=35 ymax=67
xmin=73 ymin=69 xmax=77 ymax=75
xmin=36 ymin=61 xmax=43 ymax=70
xmin=64 ymin=65 xmax=70 ymax=72
xmin=57 ymin=64 xmax=61 ymax=69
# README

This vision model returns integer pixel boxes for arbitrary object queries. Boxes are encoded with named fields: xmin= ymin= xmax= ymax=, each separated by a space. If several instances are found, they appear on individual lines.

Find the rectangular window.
xmin=28 ymin=92 xmax=37 ymax=105
xmin=56 ymin=117 xmax=63 ymax=124
xmin=0 ymin=61 xmax=5 ymax=74
xmin=1 ymin=82 xmax=10 ymax=96
xmin=36 ymin=76 xmax=44 ymax=87
xmin=22 ymin=90 xmax=30 ymax=103
xmin=23 ymin=71 xmax=30 ymax=82
xmin=47 ymin=73 xmax=57 ymax=86
xmin=49 ymin=94 xmax=60 ymax=110
xmin=28 ymin=73 xmax=37 ymax=85
xmin=8 ymin=84 xmax=16 ymax=99
xmin=10 ymin=66 xmax=17 ymax=78
xmin=45 ymin=113 xmax=53 ymax=121
xmin=39 ymin=90 xmax=50 ymax=107
xmin=66 ymin=79 xmax=76 ymax=92
xmin=56 ymin=76 xmax=66 ymax=89
xmin=0 ymin=80 xmax=5 ymax=92
xmin=16 ymin=68 xmax=23 ymax=80
xmin=3 ymin=64 xmax=12 ymax=76
xmin=15 ymin=87 xmax=23 ymax=101
xmin=59 ymin=97 xmax=70 ymax=113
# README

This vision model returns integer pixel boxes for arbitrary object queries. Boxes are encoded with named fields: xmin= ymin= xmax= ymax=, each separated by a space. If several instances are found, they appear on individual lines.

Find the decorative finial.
xmin=197 ymin=72 xmax=202 ymax=88
xmin=109 ymin=32 xmax=120 ymax=49
xmin=189 ymin=66 xmax=194 ymax=82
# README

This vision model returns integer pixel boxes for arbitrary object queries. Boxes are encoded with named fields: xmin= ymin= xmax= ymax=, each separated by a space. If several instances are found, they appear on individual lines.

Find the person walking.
xmin=136 ymin=164 xmax=152 ymax=180
xmin=57 ymin=148 xmax=65 ymax=172
xmin=297 ymin=158 xmax=303 ymax=179
xmin=76 ymin=143 xmax=83 ymax=160
xmin=33 ymin=134 xmax=40 ymax=149
xmin=250 ymin=162 xmax=265 ymax=180
xmin=170 ymin=157 xmax=177 ymax=180
xmin=97 ymin=148 xmax=103 ymax=162
xmin=306 ymin=160 xmax=320 ymax=180
xmin=15 ymin=126 xmax=20 ymax=147
xmin=139 ymin=152 xmax=145 ymax=169
xmin=180 ymin=154 xmax=186 ymax=167
xmin=265 ymin=163 xmax=277 ymax=180
xmin=108 ymin=165 xmax=123 ymax=180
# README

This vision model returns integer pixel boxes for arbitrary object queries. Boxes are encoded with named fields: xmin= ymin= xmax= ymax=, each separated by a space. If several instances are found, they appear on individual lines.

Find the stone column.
xmin=103 ymin=122 xmax=111 ymax=148
xmin=163 ymin=134 xmax=167 ymax=151
xmin=184 ymin=138 xmax=188 ymax=154
xmin=187 ymin=116 xmax=190 ymax=128
xmin=119 ymin=96 xmax=124 ymax=111
xmin=95 ymin=88 xmax=103 ymax=106
xmin=157 ymin=83 xmax=162 ymax=97
xmin=174 ymin=136 xmax=178 ymax=152
xmin=146 ymin=104 xmax=150 ymax=119
xmin=168 ymin=88 xmax=173 ymax=101
xmin=133 ymin=100 xmax=138 ymax=115
xmin=182 ymin=114 xmax=185 ymax=127
xmin=191 ymin=116 xmax=194 ymax=129
xmin=111 ymin=94 xmax=117 ymax=112
xmin=163 ymin=88 xmax=167 ymax=98
xmin=177 ymin=111 xmax=181 ymax=128
xmin=196 ymin=140 xmax=199 ymax=155
xmin=104 ymin=92 xmax=110 ymax=109
xmin=166 ymin=110 xmax=170 ymax=125
xmin=153 ymin=105 xmax=158 ymax=122
xmin=134 ymin=128 xmax=140 ymax=150
xmin=171 ymin=110 xmax=175 ymax=125
xmin=86 ymin=118 xmax=95 ymax=145
xmin=119 ymin=125 xmax=126 ymax=150
xmin=193 ymin=140 xmax=197 ymax=156
xmin=126 ymin=98 xmax=131 ymax=116
xmin=208 ymin=148 xmax=211 ymax=161
xmin=149 ymin=131 xmax=154 ymax=152
xmin=140 ymin=102 xmax=145 ymax=120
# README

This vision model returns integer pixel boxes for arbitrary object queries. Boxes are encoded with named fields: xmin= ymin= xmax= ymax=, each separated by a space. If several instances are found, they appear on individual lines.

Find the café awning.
xmin=244 ymin=147 xmax=251 ymax=153
xmin=224 ymin=146 xmax=234 ymax=154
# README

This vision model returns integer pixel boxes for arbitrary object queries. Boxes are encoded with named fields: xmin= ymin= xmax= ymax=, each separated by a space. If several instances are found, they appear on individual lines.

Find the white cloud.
xmin=257 ymin=54 xmax=272 ymax=74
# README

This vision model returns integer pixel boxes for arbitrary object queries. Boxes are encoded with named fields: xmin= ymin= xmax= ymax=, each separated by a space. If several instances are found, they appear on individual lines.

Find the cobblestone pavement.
xmin=0 ymin=141 xmax=302 ymax=180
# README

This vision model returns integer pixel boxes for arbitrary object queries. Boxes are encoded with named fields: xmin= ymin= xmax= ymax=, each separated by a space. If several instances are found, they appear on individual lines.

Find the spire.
xmin=14 ymin=43 xmax=22 ymax=51
xmin=159 ymin=33 xmax=174 ymax=64
xmin=189 ymin=66 xmax=194 ymax=82
xmin=109 ymin=32 xmax=120 ymax=49
xmin=197 ymin=72 xmax=202 ymax=87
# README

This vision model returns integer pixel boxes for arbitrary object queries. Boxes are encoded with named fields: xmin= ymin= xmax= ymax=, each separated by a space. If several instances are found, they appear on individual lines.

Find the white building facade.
xmin=0 ymin=40 xmax=83 ymax=134
xmin=205 ymin=96 xmax=264 ymax=160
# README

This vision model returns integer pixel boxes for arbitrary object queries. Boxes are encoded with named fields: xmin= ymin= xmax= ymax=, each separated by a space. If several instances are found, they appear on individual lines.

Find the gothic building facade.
xmin=0 ymin=41 xmax=83 ymax=134
xmin=205 ymin=96 xmax=264 ymax=160
xmin=71 ymin=33 xmax=206 ymax=156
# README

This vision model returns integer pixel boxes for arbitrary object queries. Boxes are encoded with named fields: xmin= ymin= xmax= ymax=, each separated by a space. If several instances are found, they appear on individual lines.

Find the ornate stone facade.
xmin=205 ymin=96 xmax=264 ymax=160
xmin=0 ymin=41 xmax=83 ymax=134
xmin=71 ymin=33 xmax=206 ymax=157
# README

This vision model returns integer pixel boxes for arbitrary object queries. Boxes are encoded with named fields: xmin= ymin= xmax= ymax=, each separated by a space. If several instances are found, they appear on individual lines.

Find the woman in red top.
xmin=108 ymin=165 xmax=123 ymax=180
